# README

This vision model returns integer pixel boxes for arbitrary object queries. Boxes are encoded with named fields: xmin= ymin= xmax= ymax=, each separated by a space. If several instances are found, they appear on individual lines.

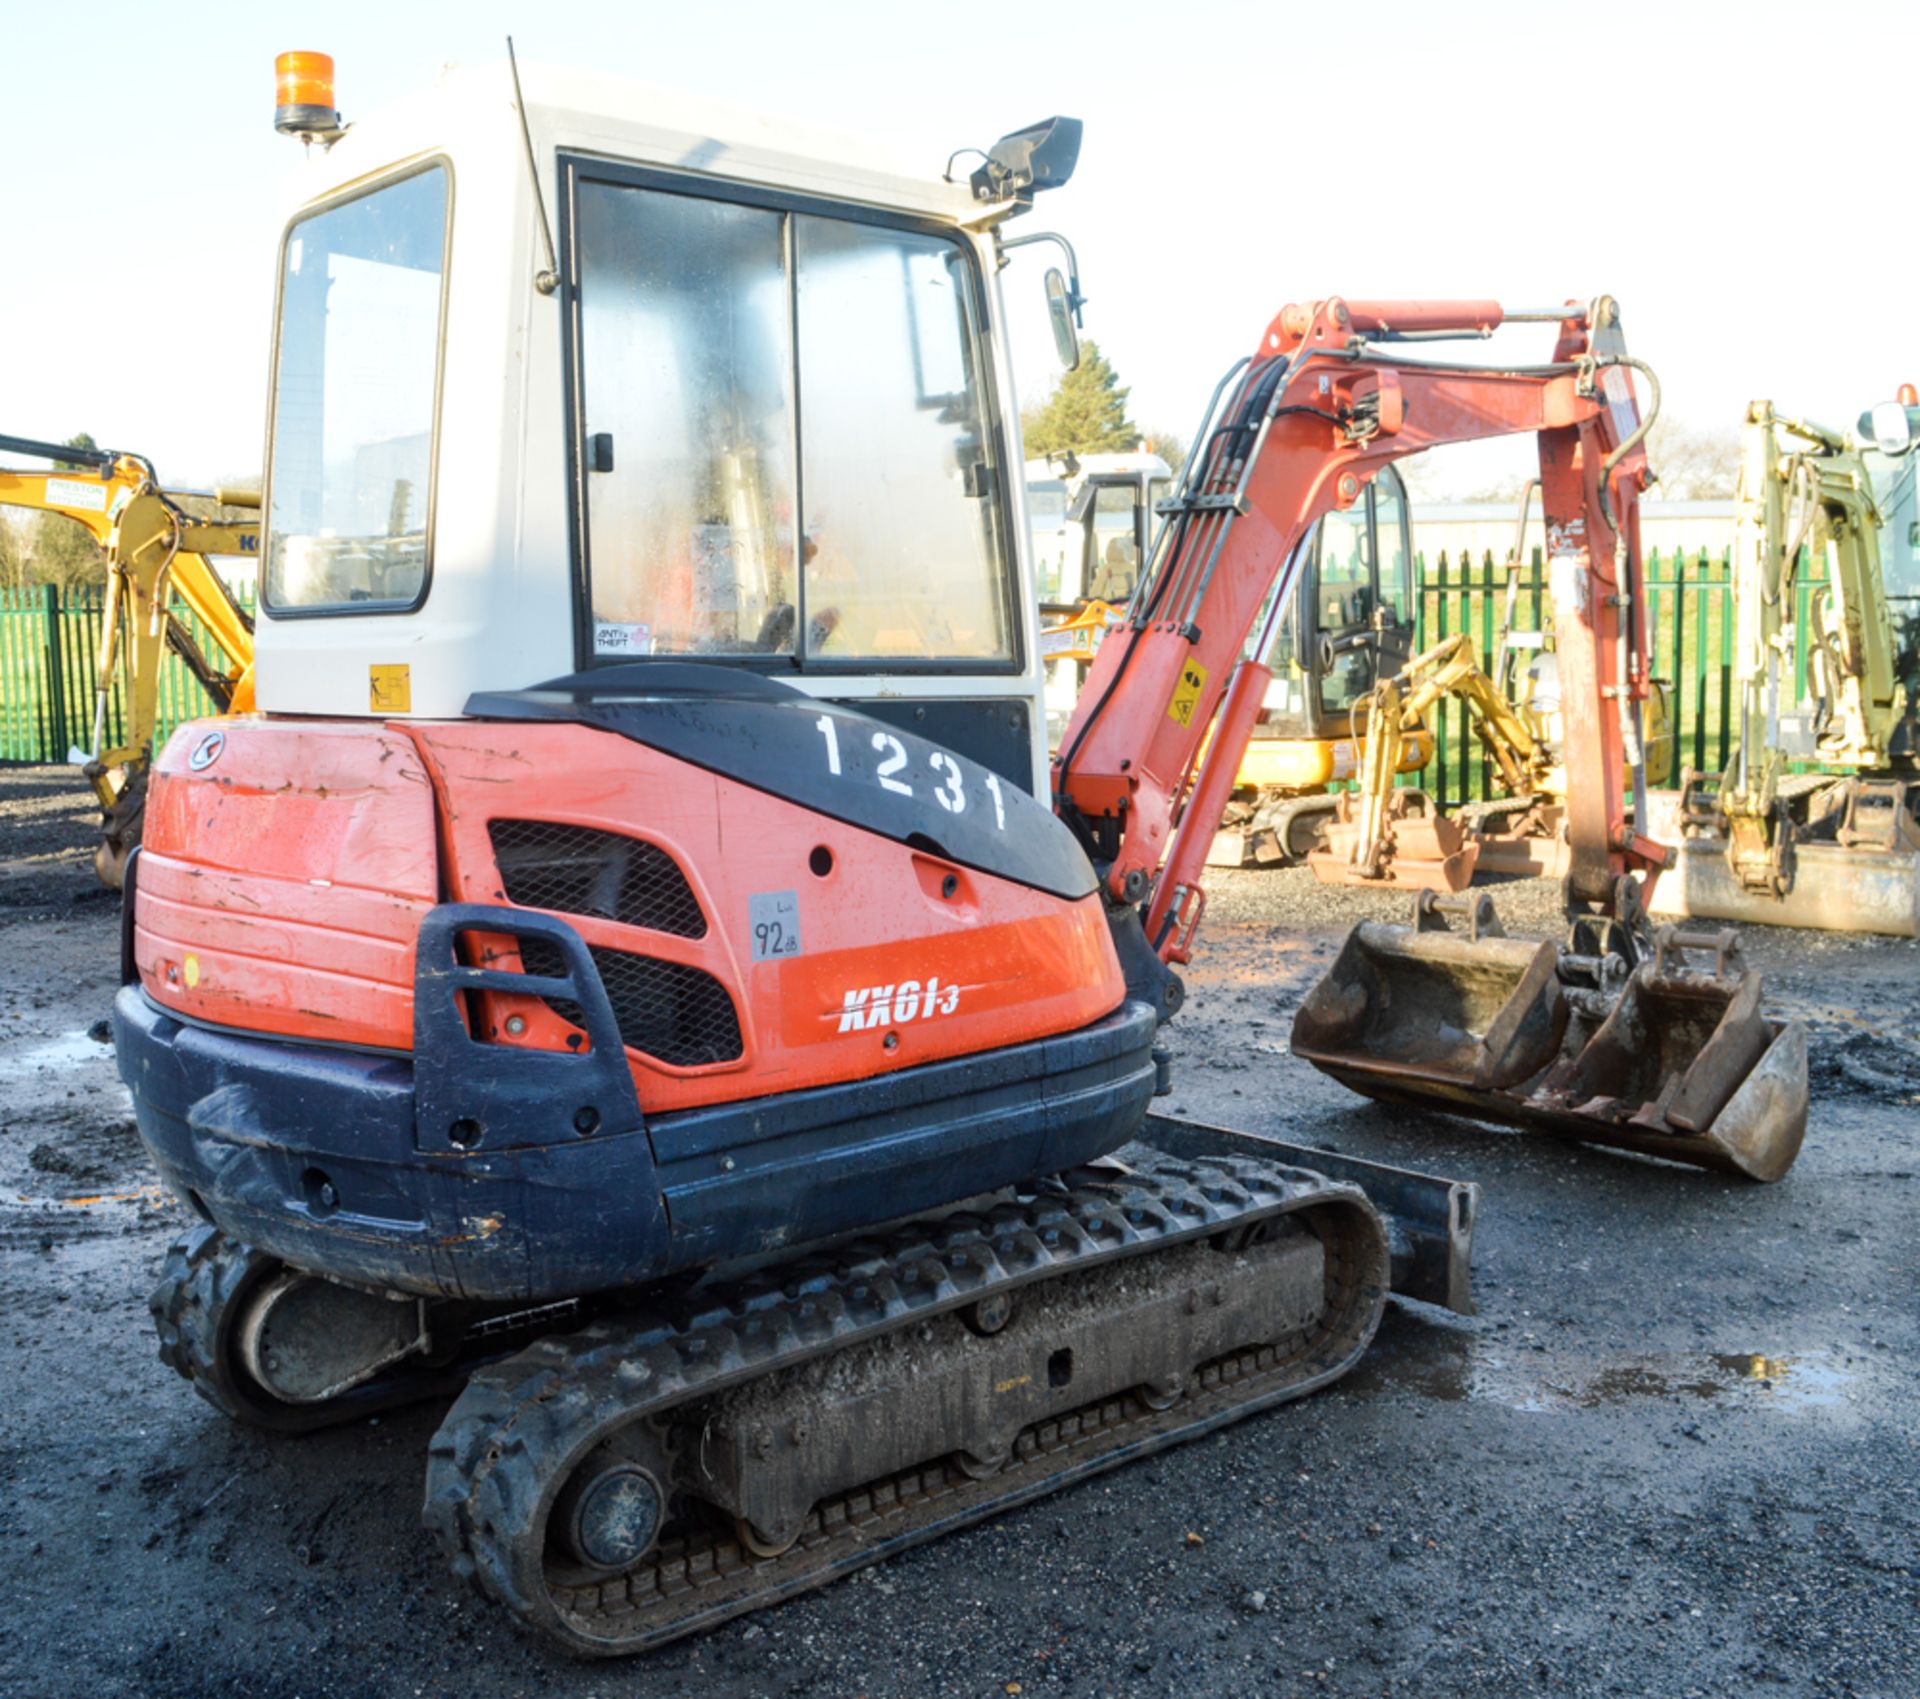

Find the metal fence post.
xmin=1433 ymin=551 xmax=1451 ymax=810
xmin=41 ymin=582 xmax=68 ymax=760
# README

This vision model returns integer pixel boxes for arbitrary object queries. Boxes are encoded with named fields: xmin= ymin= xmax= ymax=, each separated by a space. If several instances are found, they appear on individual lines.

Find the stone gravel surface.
xmin=1 ymin=767 xmax=1915 ymax=1698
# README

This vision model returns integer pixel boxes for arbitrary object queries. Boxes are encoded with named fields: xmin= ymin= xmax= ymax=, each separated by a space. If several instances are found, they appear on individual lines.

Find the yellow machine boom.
xmin=1651 ymin=400 xmax=1920 ymax=936
xmin=0 ymin=434 xmax=257 ymax=885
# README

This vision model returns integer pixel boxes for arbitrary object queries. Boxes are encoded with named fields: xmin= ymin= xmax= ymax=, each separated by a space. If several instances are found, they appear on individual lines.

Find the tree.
xmin=18 ymin=433 xmax=108 ymax=589
xmin=1644 ymin=417 xmax=1740 ymax=500
xmin=1022 ymin=341 xmax=1139 ymax=458
xmin=55 ymin=431 xmax=100 ymax=471
xmin=0 ymin=514 xmax=27 ymax=591
xmin=25 ymin=512 xmax=105 ymax=589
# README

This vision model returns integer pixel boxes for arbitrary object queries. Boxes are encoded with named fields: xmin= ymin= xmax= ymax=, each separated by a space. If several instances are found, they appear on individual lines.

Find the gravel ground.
xmin=1 ymin=763 xmax=1915 ymax=1698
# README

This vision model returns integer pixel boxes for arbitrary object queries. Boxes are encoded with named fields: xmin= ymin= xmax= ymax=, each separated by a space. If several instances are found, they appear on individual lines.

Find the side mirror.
xmin=1046 ymin=267 xmax=1081 ymax=370
xmin=1862 ymin=400 xmax=1918 ymax=457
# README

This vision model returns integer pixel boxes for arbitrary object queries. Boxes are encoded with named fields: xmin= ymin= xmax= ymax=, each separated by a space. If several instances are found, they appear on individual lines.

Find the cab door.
xmin=1303 ymin=464 xmax=1416 ymax=735
xmin=1080 ymin=478 xmax=1146 ymax=604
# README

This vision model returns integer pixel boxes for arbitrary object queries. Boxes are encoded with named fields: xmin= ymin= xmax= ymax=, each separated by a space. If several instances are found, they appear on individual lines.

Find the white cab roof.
xmin=287 ymin=60 xmax=990 ymax=224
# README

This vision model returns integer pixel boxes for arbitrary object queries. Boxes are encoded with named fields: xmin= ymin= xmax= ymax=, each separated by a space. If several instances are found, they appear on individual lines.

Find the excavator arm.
xmin=0 ymin=433 xmax=257 ymax=884
xmin=1054 ymin=295 xmax=1661 ymax=970
xmin=1053 ymin=297 xmax=1806 ymax=1179
xmin=1716 ymin=405 xmax=1906 ymax=854
xmin=1653 ymin=400 xmax=1920 ymax=932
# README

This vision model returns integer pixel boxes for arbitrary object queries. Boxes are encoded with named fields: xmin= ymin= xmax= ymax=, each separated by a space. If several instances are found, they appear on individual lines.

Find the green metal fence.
xmin=4 ymin=552 xmax=1820 ymax=792
xmin=1409 ymin=545 xmax=1832 ymax=810
xmin=0 ymin=582 xmax=253 ymax=764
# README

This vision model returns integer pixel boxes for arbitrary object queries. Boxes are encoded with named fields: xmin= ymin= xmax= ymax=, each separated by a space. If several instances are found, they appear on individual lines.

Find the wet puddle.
xmin=1577 ymin=1352 xmax=1852 ymax=1412
xmin=0 ymin=1028 xmax=114 ymax=1083
xmin=1356 ymin=1318 xmax=1860 ymax=1417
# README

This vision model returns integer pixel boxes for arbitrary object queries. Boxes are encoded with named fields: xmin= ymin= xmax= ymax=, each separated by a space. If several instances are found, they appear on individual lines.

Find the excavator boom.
xmin=1054 ymin=297 xmax=1805 ymax=1178
xmin=1056 ymin=297 xmax=1660 ymax=953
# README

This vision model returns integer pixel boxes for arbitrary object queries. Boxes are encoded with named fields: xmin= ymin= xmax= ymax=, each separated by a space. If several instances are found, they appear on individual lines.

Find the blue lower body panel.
xmin=114 ymin=986 xmax=1160 ymax=1304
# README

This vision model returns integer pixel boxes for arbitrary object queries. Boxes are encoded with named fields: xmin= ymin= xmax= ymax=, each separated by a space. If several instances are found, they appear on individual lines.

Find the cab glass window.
xmin=796 ymin=218 xmax=1008 ymax=661
xmin=265 ymin=165 xmax=448 ymax=611
xmin=1314 ymin=501 xmax=1375 ymax=712
xmin=577 ymin=186 xmax=796 ymax=656
xmin=1087 ymin=485 xmax=1141 ymax=602
xmin=1027 ymin=481 xmax=1068 ymax=601
xmin=574 ymin=173 xmax=1012 ymax=666
xmin=1372 ymin=470 xmax=1411 ymax=622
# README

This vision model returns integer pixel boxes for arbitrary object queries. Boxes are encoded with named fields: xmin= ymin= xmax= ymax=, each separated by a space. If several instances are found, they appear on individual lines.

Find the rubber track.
xmin=150 ymin=1225 xmax=469 ymax=1432
xmin=424 ymin=1152 xmax=1387 ymax=1656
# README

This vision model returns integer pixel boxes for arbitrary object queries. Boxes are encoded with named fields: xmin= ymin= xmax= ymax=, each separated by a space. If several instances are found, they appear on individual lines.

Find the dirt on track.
xmin=1 ymin=764 xmax=1916 ymax=1699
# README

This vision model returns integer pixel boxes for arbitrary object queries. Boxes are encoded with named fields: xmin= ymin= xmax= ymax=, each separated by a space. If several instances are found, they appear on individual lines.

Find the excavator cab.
xmin=1031 ymin=452 xmax=1174 ymax=745
xmin=1267 ymin=463 xmax=1417 ymax=732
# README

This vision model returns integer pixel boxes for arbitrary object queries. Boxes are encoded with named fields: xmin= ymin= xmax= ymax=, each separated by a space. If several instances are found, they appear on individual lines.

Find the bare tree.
xmin=1644 ymin=416 xmax=1740 ymax=500
xmin=0 ymin=514 xmax=28 ymax=592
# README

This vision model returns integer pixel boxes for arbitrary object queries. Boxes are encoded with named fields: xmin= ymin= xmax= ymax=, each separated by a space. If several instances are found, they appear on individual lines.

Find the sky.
xmin=4 ymin=0 xmax=1916 ymax=495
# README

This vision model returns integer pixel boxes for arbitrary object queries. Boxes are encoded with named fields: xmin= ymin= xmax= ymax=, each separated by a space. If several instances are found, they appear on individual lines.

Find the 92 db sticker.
xmin=749 ymin=890 xmax=802 ymax=961
xmin=1166 ymin=658 xmax=1208 ymax=727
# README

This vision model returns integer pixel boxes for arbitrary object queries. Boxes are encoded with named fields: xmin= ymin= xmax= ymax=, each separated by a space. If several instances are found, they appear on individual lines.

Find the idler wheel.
xmin=555 ymin=1462 xmax=667 ymax=1573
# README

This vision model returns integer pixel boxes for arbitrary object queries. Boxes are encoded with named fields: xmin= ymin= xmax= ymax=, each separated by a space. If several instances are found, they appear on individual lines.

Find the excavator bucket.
xmin=1291 ymin=895 xmax=1807 ymax=1182
xmin=1308 ymin=789 xmax=1479 ymax=893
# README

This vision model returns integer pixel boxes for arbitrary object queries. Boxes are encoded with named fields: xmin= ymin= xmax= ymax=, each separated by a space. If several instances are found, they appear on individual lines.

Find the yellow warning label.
xmin=183 ymin=954 xmax=200 ymax=989
xmin=1166 ymin=658 xmax=1208 ymax=727
xmin=369 ymin=664 xmax=411 ymax=714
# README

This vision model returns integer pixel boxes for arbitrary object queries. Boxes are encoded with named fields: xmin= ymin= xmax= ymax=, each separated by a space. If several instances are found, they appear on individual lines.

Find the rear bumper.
xmin=115 ymin=909 xmax=1160 ymax=1303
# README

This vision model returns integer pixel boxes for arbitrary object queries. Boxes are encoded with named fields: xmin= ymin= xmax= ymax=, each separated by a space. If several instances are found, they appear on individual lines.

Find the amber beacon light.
xmin=275 ymin=51 xmax=340 ymax=139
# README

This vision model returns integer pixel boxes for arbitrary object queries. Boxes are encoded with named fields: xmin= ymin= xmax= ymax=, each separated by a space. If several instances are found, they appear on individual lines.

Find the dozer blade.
xmin=1647 ymin=836 xmax=1920 ymax=939
xmin=1465 ymin=804 xmax=1569 ymax=880
xmin=1291 ymin=895 xmax=1808 ymax=1182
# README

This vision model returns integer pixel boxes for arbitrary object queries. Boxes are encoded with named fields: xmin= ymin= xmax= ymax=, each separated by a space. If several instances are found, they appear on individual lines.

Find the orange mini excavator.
xmin=116 ymin=58 xmax=1804 ymax=1657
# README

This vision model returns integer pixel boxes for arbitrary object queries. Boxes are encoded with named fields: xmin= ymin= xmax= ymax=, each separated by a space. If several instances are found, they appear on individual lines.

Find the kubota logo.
xmin=837 ymin=978 xmax=961 ymax=1033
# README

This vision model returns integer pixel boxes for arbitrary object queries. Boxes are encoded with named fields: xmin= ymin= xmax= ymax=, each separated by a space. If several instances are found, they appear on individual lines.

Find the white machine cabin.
xmin=254 ymin=62 xmax=1077 ymax=795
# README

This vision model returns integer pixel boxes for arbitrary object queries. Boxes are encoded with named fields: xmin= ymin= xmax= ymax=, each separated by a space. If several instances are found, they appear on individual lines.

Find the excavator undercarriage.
xmin=146 ymin=1121 xmax=1467 ymax=1653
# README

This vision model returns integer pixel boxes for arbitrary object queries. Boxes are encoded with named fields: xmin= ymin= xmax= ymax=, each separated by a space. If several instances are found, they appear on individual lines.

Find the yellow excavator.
xmin=1311 ymin=481 xmax=1674 ymax=890
xmin=0 ymin=433 xmax=258 ymax=885
xmin=1309 ymin=629 xmax=1551 ymax=888
xmin=1650 ymin=397 xmax=1920 ymax=936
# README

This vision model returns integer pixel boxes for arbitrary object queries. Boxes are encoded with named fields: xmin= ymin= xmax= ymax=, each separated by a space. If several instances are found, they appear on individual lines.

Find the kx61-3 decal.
xmin=837 ymin=978 xmax=962 ymax=1033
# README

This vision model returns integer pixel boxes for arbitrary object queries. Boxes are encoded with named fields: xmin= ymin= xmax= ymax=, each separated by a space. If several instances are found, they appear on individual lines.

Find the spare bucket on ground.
xmin=1291 ymin=893 xmax=1807 ymax=1181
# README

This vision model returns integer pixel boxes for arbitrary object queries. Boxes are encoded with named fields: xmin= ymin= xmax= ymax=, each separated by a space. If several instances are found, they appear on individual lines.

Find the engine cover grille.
xmin=519 ymin=936 xmax=743 ymax=1068
xmin=488 ymin=819 xmax=706 ymax=939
